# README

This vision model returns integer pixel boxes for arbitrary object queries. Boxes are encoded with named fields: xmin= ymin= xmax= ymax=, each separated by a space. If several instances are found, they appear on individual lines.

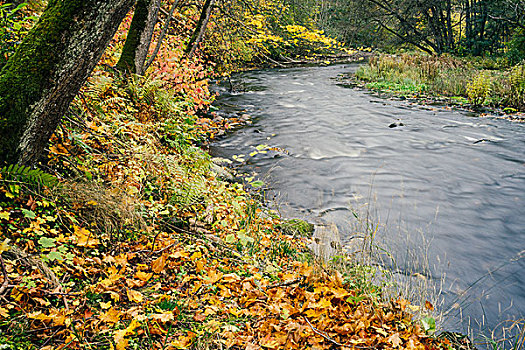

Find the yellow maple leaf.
xmin=99 ymin=301 xmax=112 ymax=310
xmin=114 ymin=319 xmax=140 ymax=350
xmin=100 ymin=308 xmax=121 ymax=324
xmin=0 ymin=239 xmax=10 ymax=253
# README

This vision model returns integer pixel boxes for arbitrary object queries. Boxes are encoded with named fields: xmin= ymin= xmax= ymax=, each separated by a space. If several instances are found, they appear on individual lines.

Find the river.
xmin=210 ymin=63 xmax=525 ymax=340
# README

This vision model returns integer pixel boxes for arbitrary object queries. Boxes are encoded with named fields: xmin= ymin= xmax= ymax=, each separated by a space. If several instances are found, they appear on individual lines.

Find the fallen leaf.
xmin=152 ymin=253 xmax=167 ymax=273
xmin=388 ymin=333 xmax=402 ymax=348
xmin=99 ymin=307 xmax=121 ymax=324
xmin=74 ymin=225 xmax=100 ymax=247
xmin=135 ymin=271 xmax=153 ymax=282
xmin=127 ymin=289 xmax=143 ymax=303
xmin=151 ymin=311 xmax=175 ymax=323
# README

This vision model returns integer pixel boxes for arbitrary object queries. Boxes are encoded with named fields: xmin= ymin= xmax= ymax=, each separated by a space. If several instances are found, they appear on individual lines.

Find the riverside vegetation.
xmin=0 ymin=1 xmax=523 ymax=349
xmin=348 ymin=53 xmax=525 ymax=116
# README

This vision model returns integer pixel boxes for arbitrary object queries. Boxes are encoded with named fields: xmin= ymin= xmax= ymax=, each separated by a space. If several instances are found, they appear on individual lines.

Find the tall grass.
xmin=355 ymin=53 xmax=525 ymax=111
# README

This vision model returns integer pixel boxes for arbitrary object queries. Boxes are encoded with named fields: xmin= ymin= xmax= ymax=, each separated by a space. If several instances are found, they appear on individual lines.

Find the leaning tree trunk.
xmin=0 ymin=0 xmax=135 ymax=166
xmin=185 ymin=0 xmax=216 ymax=58
xmin=116 ymin=0 xmax=162 ymax=75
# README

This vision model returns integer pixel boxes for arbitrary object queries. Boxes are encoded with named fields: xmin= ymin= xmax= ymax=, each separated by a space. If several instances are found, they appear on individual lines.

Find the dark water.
xmin=211 ymin=64 xmax=525 ymax=338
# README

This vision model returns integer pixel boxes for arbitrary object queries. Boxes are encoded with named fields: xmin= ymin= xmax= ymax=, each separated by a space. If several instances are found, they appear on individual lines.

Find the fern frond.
xmin=0 ymin=164 xmax=58 ymax=187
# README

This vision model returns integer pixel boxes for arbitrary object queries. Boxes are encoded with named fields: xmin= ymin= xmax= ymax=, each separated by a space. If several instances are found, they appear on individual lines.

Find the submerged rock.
xmin=310 ymin=223 xmax=342 ymax=262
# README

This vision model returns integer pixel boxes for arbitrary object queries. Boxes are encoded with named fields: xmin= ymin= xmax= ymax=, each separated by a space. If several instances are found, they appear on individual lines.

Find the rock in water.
xmin=310 ymin=223 xmax=342 ymax=262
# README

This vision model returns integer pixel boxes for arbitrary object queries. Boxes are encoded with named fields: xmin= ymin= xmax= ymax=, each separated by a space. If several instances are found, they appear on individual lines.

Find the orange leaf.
xmin=152 ymin=253 xmax=167 ymax=273
xmin=135 ymin=271 xmax=153 ymax=282
xmin=203 ymin=269 xmax=223 ymax=285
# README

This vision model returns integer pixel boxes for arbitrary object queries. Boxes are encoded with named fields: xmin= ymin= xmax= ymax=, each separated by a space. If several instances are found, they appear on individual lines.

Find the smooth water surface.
xmin=211 ymin=64 xmax=525 ymax=336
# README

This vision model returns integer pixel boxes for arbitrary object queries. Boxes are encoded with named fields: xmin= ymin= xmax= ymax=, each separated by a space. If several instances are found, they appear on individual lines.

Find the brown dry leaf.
xmin=425 ymin=300 xmax=434 ymax=311
xmin=396 ymin=298 xmax=409 ymax=311
xmin=246 ymin=342 xmax=261 ymax=350
xmin=152 ymin=253 xmax=167 ymax=273
xmin=127 ymin=288 xmax=144 ymax=303
xmin=151 ymin=311 xmax=174 ymax=323
xmin=388 ymin=333 xmax=403 ymax=348
xmin=194 ymin=312 xmax=206 ymax=321
xmin=259 ymin=334 xmax=279 ymax=349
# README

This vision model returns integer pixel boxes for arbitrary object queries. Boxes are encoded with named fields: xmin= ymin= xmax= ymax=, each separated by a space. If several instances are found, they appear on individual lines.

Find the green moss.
xmin=0 ymin=0 xmax=88 ymax=164
xmin=278 ymin=218 xmax=314 ymax=237
xmin=116 ymin=0 xmax=151 ymax=73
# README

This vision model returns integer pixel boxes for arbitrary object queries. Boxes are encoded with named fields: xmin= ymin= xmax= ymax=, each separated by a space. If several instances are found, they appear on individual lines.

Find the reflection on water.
xmin=211 ymin=64 xmax=525 ymax=337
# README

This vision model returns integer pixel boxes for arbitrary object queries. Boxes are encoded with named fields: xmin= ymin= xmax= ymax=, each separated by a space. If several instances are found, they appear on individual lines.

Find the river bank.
xmin=339 ymin=53 xmax=525 ymax=121
xmin=211 ymin=63 xmax=525 ymax=349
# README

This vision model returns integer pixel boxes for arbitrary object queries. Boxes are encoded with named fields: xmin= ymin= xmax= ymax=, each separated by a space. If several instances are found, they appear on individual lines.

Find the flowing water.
xmin=210 ymin=64 xmax=525 ymax=338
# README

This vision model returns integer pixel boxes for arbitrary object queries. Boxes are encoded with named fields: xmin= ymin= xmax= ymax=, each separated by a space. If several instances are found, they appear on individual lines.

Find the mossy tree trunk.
xmin=116 ymin=0 xmax=161 ymax=75
xmin=0 ymin=0 xmax=135 ymax=166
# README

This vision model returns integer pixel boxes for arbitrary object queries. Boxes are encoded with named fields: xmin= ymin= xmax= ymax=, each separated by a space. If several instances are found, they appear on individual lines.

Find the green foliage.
xmin=278 ymin=218 xmax=314 ymax=237
xmin=467 ymin=71 xmax=492 ymax=106
xmin=507 ymin=63 xmax=525 ymax=109
xmin=0 ymin=2 xmax=37 ymax=67
xmin=0 ymin=163 xmax=58 ymax=188
xmin=420 ymin=316 xmax=436 ymax=335
xmin=506 ymin=29 xmax=525 ymax=64
xmin=355 ymin=53 xmax=525 ymax=111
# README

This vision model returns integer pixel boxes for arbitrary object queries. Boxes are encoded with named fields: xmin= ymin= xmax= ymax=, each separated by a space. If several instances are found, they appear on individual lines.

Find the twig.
xmin=266 ymin=276 xmax=304 ymax=290
xmin=0 ymin=255 xmax=9 ymax=297
xmin=303 ymin=316 xmax=376 ymax=350
xmin=303 ymin=316 xmax=344 ymax=346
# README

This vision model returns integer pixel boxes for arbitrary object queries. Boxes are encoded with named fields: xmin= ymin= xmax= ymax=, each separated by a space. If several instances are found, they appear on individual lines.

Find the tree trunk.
xmin=0 ymin=0 xmax=135 ymax=166
xmin=144 ymin=0 xmax=181 ymax=72
xmin=116 ymin=0 xmax=162 ymax=75
xmin=465 ymin=0 xmax=472 ymax=50
xmin=446 ymin=0 xmax=454 ymax=50
xmin=185 ymin=0 xmax=216 ymax=58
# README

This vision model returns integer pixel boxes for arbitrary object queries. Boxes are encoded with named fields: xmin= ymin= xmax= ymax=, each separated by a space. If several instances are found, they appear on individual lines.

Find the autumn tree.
xmin=116 ymin=0 xmax=162 ymax=75
xmin=0 ymin=0 xmax=135 ymax=166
